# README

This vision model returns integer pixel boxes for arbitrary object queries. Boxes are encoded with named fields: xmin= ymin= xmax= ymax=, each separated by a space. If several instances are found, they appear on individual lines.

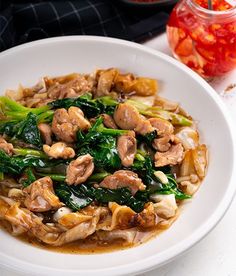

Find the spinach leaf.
xmin=0 ymin=113 xmax=42 ymax=147
xmin=55 ymin=182 xmax=93 ymax=211
xmin=132 ymin=154 xmax=190 ymax=200
xmin=16 ymin=113 xmax=42 ymax=147
xmin=136 ymin=130 xmax=158 ymax=147
xmin=49 ymin=93 xmax=118 ymax=118
xmin=20 ymin=167 xmax=37 ymax=187
xmin=77 ymin=117 xmax=126 ymax=170
xmin=154 ymin=174 xmax=191 ymax=200
xmin=0 ymin=150 xmax=64 ymax=175
xmin=55 ymin=182 xmax=145 ymax=212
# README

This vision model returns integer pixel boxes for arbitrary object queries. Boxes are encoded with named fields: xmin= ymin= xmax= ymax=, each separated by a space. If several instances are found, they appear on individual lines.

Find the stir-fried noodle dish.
xmin=0 ymin=69 xmax=207 ymax=252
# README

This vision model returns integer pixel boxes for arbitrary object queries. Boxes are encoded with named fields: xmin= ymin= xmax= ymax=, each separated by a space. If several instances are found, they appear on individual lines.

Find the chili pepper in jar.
xmin=167 ymin=0 xmax=236 ymax=78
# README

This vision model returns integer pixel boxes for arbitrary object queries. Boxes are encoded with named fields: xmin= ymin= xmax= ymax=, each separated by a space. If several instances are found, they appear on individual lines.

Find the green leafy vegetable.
xmin=21 ymin=167 xmax=37 ymax=187
xmin=0 ymin=113 xmax=42 ymax=147
xmin=55 ymin=182 xmax=145 ymax=212
xmin=35 ymin=172 xmax=66 ymax=182
xmin=35 ymin=171 xmax=110 ymax=183
xmin=137 ymin=130 xmax=158 ymax=147
xmin=0 ymin=172 xmax=4 ymax=181
xmin=154 ymin=174 xmax=191 ymax=200
xmin=49 ymin=93 xmax=118 ymax=118
xmin=13 ymin=148 xmax=47 ymax=158
xmin=55 ymin=182 xmax=93 ymax=211
xmin=0 ymin=150 xmax=63 ymax=175
xmin=77 ymin=117 xmax=126 ymax=170
xmin=0 ymin=96 xmax=51 ymax=121
xmin=132 ymin=152 xmax=190 ymax=200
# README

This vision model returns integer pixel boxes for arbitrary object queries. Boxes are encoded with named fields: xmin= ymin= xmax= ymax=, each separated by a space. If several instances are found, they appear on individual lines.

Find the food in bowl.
xmin=0 ymin=68 xmax=207 ymax=253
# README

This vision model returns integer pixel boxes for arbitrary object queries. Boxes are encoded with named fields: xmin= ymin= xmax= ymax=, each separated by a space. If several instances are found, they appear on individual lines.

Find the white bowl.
xmin=0 ymin=36 xmax=235 ymax=276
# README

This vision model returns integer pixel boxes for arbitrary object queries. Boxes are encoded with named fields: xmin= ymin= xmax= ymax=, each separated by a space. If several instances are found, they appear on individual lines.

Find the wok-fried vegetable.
xmin=13 ymin=148 xmax=47 ymax=158
xmin=127 ymin=99 xmax=192 ymax=126
xmin=55 ymin=182 xmax=145 ymax=212
xmin=21 ymin=167 xmax=37 ymax=187
xmin=137 ymin=130 xmax=158 ymax=147
xmin=55 ymin=182 xmax=93 ymax=211
xmin=77 ymin=117 xmax=126 ymax=169
xmin=49 ymin=93 xmax=118 ymax=118
xmin=0 ymin=113 xmax=42 ymax=147
xmin=0 ymin=96 xmax=53 ymax=122
xmin=0 ymin=150 xmax=63 ymax=174
xmin=35 ymin=172 xmax=111 ymax=183
xmin=132 ymin=152 xmax=190 ymax=200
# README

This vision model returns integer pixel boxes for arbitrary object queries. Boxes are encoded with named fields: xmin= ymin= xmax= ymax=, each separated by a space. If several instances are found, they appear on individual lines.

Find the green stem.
xmin=37 ymin=110 xmax=54 ymax=123
xmin=97 ymin=96 xmax=118 ymax=106
xmin=35 ymin=172 xmax=66 ymax=182
xmin=0 ymin=172 xmax=4 ymax=181
xmin=87 ymin=172 xmax=111 ymax=182
xmin=0 ymin=96 xmax=29 ymax=112
xmin=35 ymin=172 xmax=111 ymax=183
xmin=0 ymin=97 xmax=50 ymax=114
xmin=13 ymin=148 xmax=47 ymax=158
xmin=127 ymin=99 xmax=192 ymax=126
xmin=99 ymin=127 xmax=128 ymax=136
xmin=135 ymin=153 xmax=145 ymax=161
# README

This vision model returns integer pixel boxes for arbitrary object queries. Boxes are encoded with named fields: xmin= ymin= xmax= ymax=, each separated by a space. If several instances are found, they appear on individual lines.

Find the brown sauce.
xmin=0 ymin=213 xmax=178 ymax=254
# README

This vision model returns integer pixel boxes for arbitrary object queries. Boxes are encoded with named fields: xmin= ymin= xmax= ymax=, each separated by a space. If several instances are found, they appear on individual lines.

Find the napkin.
xmin=0 ymin=0 xmax=171 ymax=51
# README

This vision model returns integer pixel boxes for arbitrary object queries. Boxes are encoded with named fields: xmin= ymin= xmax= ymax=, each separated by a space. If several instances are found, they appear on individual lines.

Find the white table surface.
xmin=1 ymin=33 xmax=236 ymax=276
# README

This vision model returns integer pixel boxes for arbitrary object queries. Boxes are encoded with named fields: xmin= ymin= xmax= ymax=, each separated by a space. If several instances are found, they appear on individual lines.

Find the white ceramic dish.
xmin=0 ymin=36 xmax=235 ymax=276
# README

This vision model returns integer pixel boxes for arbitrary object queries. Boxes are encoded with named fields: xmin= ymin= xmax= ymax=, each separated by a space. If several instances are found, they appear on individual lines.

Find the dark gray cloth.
xmin=0 ymin=0 xmax=170 ymax=51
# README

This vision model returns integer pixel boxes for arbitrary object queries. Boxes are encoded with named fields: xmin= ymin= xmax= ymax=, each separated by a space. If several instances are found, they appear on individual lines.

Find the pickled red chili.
xmin=167 ymin=0 xmax=236 ymax=78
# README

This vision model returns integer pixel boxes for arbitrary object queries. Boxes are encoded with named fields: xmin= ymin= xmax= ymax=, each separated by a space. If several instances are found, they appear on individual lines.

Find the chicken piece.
xmin=43 ymin=142 xmax=75 ymax=159
xmin=68 ymin=106 xmax=91 ymax=129
xmin=99 ymin=170 xmax=146 ymax=195
xmin=117 ymin=131 xmax=137 ymax=167
xmin=155 ymin=143 xmax=184 ymax=167
xmin=96 ymin=68 xmax=119 ymax=97
xmin=152 ymin=135 xmax=175 ymax=152
xmin=48 ymin=75 xmax=93 ymax=99
xmin=0 ymin=136 xmax=13 ymax=155
xmin=134 ymin=119 xmax=154 ymax=135
xmin=24 ymin=177 xmax=63 ymax=212
xmin=148 ymin=118 xmax=174 ymax=136
xmin=66 ymin=154 xmax=94 ymax=185
xmin=113 ymin=103 xmax=154 ymax=135
xmin=113 ymin=103 xmax=141 ymax=130
xmin=101 ymin=114 xmax=117 ymax=129
xmin=38 ymin=123 xmax=53 ymax=145
xmin=52 ymin=107 xmax=90 ymax=143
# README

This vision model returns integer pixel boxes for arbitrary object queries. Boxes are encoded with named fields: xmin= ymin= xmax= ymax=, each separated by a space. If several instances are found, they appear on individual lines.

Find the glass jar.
xmin=166 ymin=0 xmax=236 ymax=78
